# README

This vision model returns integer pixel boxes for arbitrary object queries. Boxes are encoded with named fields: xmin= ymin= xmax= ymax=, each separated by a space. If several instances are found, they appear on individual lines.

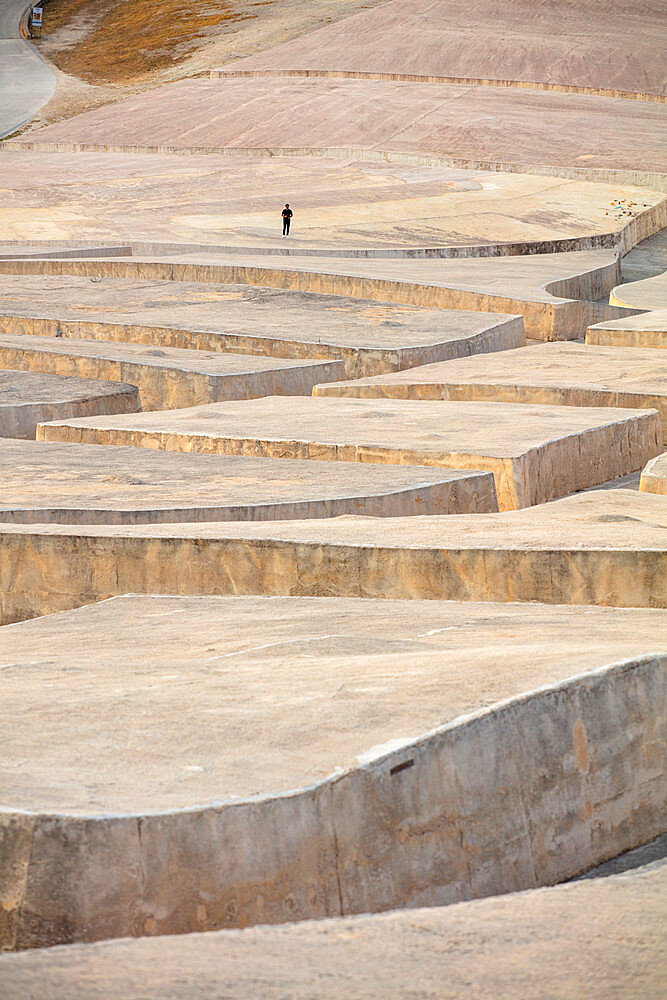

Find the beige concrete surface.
xmin=587 ymin=310 xmax=667 ymax=350
xmin=0 ymin=148 xmax=661 ymax=250
xmin=223 ymin=0 xmax=667 ymax=100
xmin=0 ymin=246 xmax=632 ymax=340
xmin=619 ymin=228 xmax=667 ymax=283
xmin=4 ymin=596 xmax=664 ymax=814
xmin=0 ymin=438 xmax=498 ymax=524
xmin=37 ymin=395 xmax=662 ymax=511
xmin=0 ymin=864 xmax=663 ymax=998
xmin=610 ymin=272 xmax=667 ymax=311
xmin=0 ymin=333 xmax=345 ymax=409
xmin=314 ymin=342 xmax=667 ymax=436
xmin=0 ymin=275 xmax=524 ymax=378
xmin=0 ymin=369 xmax=139 ymax=439
xmin=7 ymin=77 xmax=667 ymax=179
xmin=1 ymin=490 xmax=664 ymax=625
xmin=640 ymin=453 xmax=667 ymax=496
xmin=0 ymin=596 xmax=664 ymax=949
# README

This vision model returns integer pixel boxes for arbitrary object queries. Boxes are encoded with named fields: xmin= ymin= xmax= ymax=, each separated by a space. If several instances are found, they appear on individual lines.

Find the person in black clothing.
xmin=282 ymin=203 xmax=293 ymax=237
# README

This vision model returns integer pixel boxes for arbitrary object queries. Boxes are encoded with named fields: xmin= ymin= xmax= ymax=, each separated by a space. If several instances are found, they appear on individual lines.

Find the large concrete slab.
xmin=1 ymin=490 xmax=664 ymax=624
xmin=37 ymin=396 xmax=662 ymax=511
xmin=0 ymin=438 xmax=497 ymax=524
xmin=640 ymin=453 xmax=667 ymax=496
xmin=0 ymin=333 xmax=345 ymax=409
xmin=224 ymin=0 xmax=667 ymax=100
xmin=0 ymin=369 xmax=139 ymax=439
xmin=0 ymin=596 xmax=664 ymax=948
xmin=0 ymin=865 xmax=663 ymax=999
xmin=7 ymin=77 xmax=666 ymax=179
xmin=0 ymin=275 xmax=524 ymax=378
xmin=0 ymin=246 xmax=632 ymax=340
xmin=314 ymin=342 xmax=667 ymax=436
xmin=611 ymin=272 xmax=667 ymax=311
xmin=587 ymin=310 xmax=667 ymax=350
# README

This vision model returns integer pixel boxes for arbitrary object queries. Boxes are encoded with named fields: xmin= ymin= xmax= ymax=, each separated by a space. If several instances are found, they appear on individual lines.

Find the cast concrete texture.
xmin=314 ymin=342 xmax=667 ymax=437
xmin=0 ymin=864 xmax=663 ymax=999
xmin=640 ymin=453 xmax=667 ymax=496
xmin=0 ymin=275 xmax=525 ymax=378
xmin=0 ymin=370 xmax=139 ymax=439
xmin=0 ymin=1 xmax=55 ymax=139
xmin=0 ymin=247 xmax=638 ymax=340
xmin=0 ymin=490 xmax=664 ymax=625
xmin=222 ymin=0 xmax=667 ymax=100
xmin=611 ymin=272 xmax=667 ymax=311
xmin=8 ymin=77 xmax=667 ymax=181
xmin=0 ymin=149 xmax=662 ymax=251
xmin=0 ymin=596 xmax=664 ymax=948
xmin=37 ymin=395 xmax=662 ymax=511
xmin=0 ymin=438 xmax=498 ymax=524
xmin=0 ymin=333 xmax=346 ymax=409
xmin=587 ymin=311 xmax=667 ymax=350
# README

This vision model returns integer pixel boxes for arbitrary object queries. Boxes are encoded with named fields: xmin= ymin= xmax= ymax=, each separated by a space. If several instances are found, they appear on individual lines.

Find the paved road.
xmin=0 ymin=0 xmax=55 ymax=138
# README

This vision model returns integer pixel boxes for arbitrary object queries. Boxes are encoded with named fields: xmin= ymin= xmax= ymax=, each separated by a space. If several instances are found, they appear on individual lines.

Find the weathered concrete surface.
xmin=0 ymin=247 xmax=631 ymax=340
xmin=0 ymin=596 xmax=664 ymax=949
xmin=0 ymin=370 xmax=139 ymax=439
xmin=0 ymin=0 xmax=55 ymax=139
xmin=0 ymin=490 xmax=664 ymax=625
xmin=610 ymin=272 xmax=667 ymax=311
xmin=587 ymin=310 xmax=667 ymax=350
xmin=0 ymin=333 xmax=345 ymax=410
xmin=0 ymin=275 xmax=524 ymax=378
xmin=7 ymin=77 xmax=667 ymax=179
xmin=37 ymin=396 xmax=662 ymax=511
xmin=640 ymin=453 xmax=667 ymax=496
xmin=0 ymin=438 xmax=497 ymax=524
xmin=222 ymin=0 xmax=667 ymax=100
xmin=314 ymin=342 xmax=667 ymax=436
xmin=0 ymin=147 xmax=661 ymax=249
xmin=0 ymin=864 xmax=663 ymax=998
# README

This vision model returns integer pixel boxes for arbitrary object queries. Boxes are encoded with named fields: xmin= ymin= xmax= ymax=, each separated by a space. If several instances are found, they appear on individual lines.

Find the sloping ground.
xmin=0 ymin=864 xmax=663 ymax=999
xmin=224 ymin=0 xmax=667 ymax=100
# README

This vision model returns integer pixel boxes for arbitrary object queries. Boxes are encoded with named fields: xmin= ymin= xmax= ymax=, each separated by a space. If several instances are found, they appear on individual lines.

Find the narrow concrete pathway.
xmin=0 ymin=0 xmax=55 ymax=138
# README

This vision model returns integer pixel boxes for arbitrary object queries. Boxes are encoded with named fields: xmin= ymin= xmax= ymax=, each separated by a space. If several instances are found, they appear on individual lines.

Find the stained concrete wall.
xmin=1 ymin=654 xmax=663 ymax=950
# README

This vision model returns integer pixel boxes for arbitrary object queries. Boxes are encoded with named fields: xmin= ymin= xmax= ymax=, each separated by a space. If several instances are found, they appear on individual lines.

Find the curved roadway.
xmin=0 ymin=0 xmax=55 ymax=138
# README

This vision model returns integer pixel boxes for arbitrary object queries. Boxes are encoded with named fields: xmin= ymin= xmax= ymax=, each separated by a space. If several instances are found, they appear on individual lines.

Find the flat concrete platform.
xmin=37 ymin=396 xmax=662 ymax=511
xmin=0 ymin=438 xmax=497 ymax=524
xmin=0 ymin=275 xmax=525 ymax=378
xmin=7 ymin=77 xmax=666 ymax=178
xmin=0 ymin=865 xmax=662 ymax=999
xmin=0 ymin=596 xmax=664 ymax=948
xmin=587 ymin=310 xmax=667 ymax=350
xmin=0 ymin=333 xmax=345 ymax=409
xmin=1 ymin=490 xmax=664 ymax=624
xmin=314 ymin=342 xmax=667 ymax=435
xmin=0 ymin=246 xmax=629 ymax=340
xmin=640 ymin=452 xmax=667 ymax=496
xmin=0 ymin=369 xmax=139 ymax=438
xmin=224 ymin=0 xmax=666 ymax=100
xmin=611 ymin=272 xmax=667 ymax=312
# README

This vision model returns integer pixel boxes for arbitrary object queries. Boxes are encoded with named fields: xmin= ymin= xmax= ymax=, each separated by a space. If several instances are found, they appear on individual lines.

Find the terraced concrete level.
xmin=0 ymin=369 xmax=139 ymax=439
xmin=1 ymin=490 xmax=664 ymax=625
xmin=0 ymin=275 xmax=525 ymax=378
xmin=640 ymin=453 xmax=667 ymax=496
xmin=37 ymin=396 xmax=662 ymax=511
xmin=314 ymin=342 xmax=667 ymax=435
xmin=0 ymin=439 xmax=497 ymax=524
xmin=587 ymin=310 xmax=667 ymax=350
xmin=0 ymin=334 xmax=345 ymax=409
xmin=2 ymin=865 xmax=660 ymax=999
xmin=0 ymin=596 xmax=664 ymax=948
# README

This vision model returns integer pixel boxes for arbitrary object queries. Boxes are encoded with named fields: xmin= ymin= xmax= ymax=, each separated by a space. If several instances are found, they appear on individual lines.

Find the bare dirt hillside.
xmin=26 ymin=0 xmax=389 ymax=129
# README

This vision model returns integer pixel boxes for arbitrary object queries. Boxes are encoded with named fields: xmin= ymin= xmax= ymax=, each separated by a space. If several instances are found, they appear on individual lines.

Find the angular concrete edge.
xmin=1 ymin=652 xmax=663 ymax=949
xmin=0 ymin=381 xmax=141 ymax=439
xmin=640 ymin=453 xmax=667 ymax=495
xmin=0 ymin=253 xmax=633 ymax=340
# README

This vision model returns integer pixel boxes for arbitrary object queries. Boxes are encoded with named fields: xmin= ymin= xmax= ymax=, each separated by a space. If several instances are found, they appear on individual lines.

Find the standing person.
xmin=282 ymin=203 xmax=293 ymax=238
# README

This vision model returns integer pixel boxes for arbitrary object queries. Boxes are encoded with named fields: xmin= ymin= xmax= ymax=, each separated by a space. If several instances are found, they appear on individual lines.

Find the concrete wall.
xmin=1 ymin=653 xmax=663 ymax=950
xmin=0 ymin=386 xmax=140 ymax=439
